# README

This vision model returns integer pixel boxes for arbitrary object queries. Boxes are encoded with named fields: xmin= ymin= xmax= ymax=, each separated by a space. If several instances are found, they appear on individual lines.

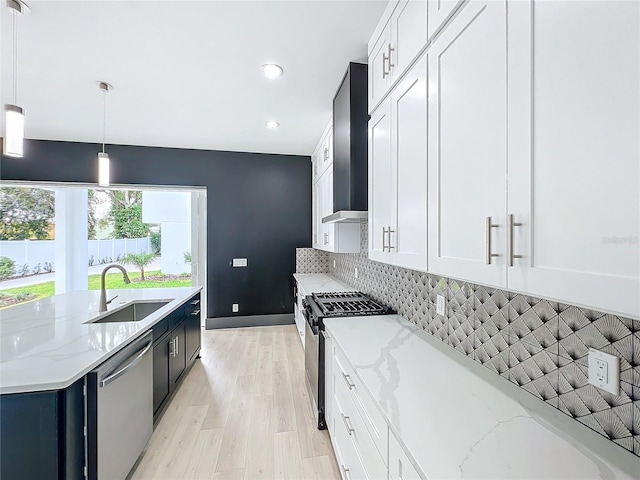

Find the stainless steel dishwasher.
xmin=87 ymin=330 xmax=153 ymax=480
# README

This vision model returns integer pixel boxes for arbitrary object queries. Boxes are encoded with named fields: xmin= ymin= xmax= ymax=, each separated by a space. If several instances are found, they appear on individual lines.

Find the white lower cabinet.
xmin=389 ymin=431 xmax=422 ymax=480
xmin=329 ymin=336 xmax=390 ymax=480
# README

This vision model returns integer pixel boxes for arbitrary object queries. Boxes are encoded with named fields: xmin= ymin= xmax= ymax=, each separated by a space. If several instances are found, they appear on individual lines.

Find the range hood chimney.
xmin=322 ymin=62 xmax=369 ymax=224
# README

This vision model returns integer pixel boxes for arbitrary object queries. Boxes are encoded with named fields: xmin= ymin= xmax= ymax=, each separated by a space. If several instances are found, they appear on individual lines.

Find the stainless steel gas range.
xmin=302 ymin=291 xmax=393 ymax=429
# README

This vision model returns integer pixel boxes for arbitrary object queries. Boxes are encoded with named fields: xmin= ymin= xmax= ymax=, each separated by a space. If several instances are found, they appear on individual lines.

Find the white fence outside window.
xmin=0 ymin=237 xmax=152 ymax=272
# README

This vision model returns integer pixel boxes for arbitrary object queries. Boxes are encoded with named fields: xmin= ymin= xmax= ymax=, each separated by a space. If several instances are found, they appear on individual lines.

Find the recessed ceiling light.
xmin=266 ymin=121 xmax=280 ymax=129
xmin=262 ymin=64 xmax=283 ymax=79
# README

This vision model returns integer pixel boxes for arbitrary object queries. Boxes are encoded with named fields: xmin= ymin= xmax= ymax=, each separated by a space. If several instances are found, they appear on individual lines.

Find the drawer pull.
xmin=341 ymin=413 xmax=355 ymax=435
xmin=191 ymin=310 xmax=201 ymax=316
xmin=342 ymin=372 xmax=355 ymax=389
xmin=190 ymin=299 xmax=200 ymax=305
xmin=341 ymin=465 xmax=352 ymax=480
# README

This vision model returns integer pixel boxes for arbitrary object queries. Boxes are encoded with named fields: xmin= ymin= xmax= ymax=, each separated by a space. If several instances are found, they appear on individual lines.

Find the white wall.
xmin=142 ymin=191 xmax=191 ymax=275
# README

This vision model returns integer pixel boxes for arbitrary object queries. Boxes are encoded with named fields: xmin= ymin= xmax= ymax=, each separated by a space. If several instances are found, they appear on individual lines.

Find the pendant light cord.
xmin=102 ymin=89 xmax=106 ymax=154
xmin=13 ymin=12 xmax=18 ymax=104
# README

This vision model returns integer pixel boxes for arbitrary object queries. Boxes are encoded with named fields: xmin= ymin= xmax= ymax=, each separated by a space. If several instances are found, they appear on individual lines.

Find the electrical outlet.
xmin=588 ymin=348 xmax=619 ymax=395
xmin=232 ymin=258 xmax=248 ymax=267
xmin=232 ymin=303 xmax=239 ymax=313
xmin=354 ymin=267 xmax=358 ymax=279
xmin=436 ymin=294 xmax=445 ymax=316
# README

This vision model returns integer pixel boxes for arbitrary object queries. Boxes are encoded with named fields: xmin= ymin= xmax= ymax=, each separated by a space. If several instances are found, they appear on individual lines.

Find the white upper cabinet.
xmin=370 ymin=54 xmax=428 ymax=271
xmin=311 ymin=119 xmax=360 ymax=254
xmin=313 ymin=121 xmax=333 ymax=184
xmin=369 ymin=100 xmax=392 ymax=263
xmin=427 ymin=0 xmax=508 ymax=288
xmin=427 ymin=0 xmax=464 ymax=40
xmin=506 ymin=0 xmax=639 ymax=318
xmin=368 ymin=0 xmax=428 ymax=113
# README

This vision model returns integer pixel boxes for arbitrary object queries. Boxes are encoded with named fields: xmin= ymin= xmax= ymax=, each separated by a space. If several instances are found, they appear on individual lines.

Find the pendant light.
xmin=97 ymin=81 xmax=112 ymax=187
xmin=3 ymin=0 xmax=28 ymax=158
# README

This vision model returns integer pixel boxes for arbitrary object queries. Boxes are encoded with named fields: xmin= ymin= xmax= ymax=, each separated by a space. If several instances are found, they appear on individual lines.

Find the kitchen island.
xmin=0 ymin=287 xmax=202 ymax=480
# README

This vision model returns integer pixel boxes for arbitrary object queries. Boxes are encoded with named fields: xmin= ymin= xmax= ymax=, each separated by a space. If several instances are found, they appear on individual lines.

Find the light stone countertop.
xmin=293 ymin=273 xmax=352 ymax=295
xmin=0 ymin=287 xmax=201 ymax=395
xmin=325 ymin=315 xmax=640 ymax=480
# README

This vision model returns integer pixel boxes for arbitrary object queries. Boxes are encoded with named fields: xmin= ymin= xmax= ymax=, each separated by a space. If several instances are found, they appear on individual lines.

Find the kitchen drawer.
xmin=334 ymin=343 xmax=388 ymax=460
xmin=332 ymin=394 xmax=368 ymax=480
xmin=389 ymin=430 xmax=423 ymax=480
xmin=170 ymin=305 xmax=186 ymax=329
xmin=334 ymin=359 xmax=387 ymax=480
xmin=151 ymin=316 xmax=169 ymax=344
xmin=186 ymin=295 xmax=201 ymax=314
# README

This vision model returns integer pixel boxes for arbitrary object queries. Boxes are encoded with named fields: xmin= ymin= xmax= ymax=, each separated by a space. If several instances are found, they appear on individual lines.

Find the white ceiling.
xmin=0 ymin=1 xmax=386 ymax=156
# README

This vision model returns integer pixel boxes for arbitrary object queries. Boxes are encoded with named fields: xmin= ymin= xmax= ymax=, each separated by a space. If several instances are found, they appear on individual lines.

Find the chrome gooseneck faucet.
xmin=99 ymin=264 xmax=131 ymax=312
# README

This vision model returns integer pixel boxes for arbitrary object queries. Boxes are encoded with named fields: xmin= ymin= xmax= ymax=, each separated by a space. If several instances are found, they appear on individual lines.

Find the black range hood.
xmin=322 ymin=62 xmax=368 ymax=224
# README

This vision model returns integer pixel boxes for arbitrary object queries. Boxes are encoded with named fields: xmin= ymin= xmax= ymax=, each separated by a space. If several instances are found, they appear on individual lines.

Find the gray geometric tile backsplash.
xmin=296 ymin=222 xmax=640 ymax=458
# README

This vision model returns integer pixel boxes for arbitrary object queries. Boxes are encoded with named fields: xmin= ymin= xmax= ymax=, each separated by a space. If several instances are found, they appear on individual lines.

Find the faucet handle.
xmin=106 ymin=295 xmax=118 ymax=306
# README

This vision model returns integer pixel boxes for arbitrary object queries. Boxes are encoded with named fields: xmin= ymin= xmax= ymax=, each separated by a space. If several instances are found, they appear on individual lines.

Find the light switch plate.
xmin=232 ymin=258 xmax=248 ymax=267
xmin=436 ymin=295 xmax=445 ymax=316
xmin=588 ymin=348 xmax=619 ymax=395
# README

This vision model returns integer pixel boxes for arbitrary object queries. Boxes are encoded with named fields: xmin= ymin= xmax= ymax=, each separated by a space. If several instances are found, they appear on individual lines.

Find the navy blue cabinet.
xmin=0 ymin=379 xmax=84 ymax=480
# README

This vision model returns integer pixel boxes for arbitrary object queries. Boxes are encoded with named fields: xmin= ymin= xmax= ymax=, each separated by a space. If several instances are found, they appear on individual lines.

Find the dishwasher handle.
xmin=99 ymin=339 xmax=153 ymax=388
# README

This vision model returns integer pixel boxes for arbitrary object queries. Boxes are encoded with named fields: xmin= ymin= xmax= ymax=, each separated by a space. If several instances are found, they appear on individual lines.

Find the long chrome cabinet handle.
xmin=341 ymin=372 xmax=356 ymax=389
xmin=508 ymin=214 xmax=523 ymax=267
xmin=100 ymin=339 xmax=153 ymax=387
xmin=485 ymin=216 xmax=500 ymax=265
xmin=341 ymin=465 xmax=352 ymax=480
xmin=341 ymin=413 xmax=355 ymax=435
xmin=169 ymin=337 xmax=175 ymax=357
xmin=388 ymin=226 xmax=395 ymax=250
xmin=382 ymin=227 xmax=388 ymax=252
xmin=175 ymin=336 xmax=179 ymax=356
xmin=388 ymin=43 xmax=395 ymax=69
xmin=382 ymin=52 xmax=389 ymax=78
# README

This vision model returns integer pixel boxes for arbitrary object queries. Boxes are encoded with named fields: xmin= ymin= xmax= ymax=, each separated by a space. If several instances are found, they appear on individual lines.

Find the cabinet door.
xmin=320 ymin=168 xmax=335 ymax=251
xmin=427 ymin=0 xmax=464 ymax=40
xmin=428 ymin=0 xmax=508 ymax=288
xmin=390 ymin=53 xmax=428 ymax=271
xmin=390 ymin=0 xmax=428 ymax=80
xmin=324 ymin=330 xmax=333 ymax=436
xmin=186 ymin=307 xmax=201 ymax=363
xmin=369 ymin=101 xmax=392 ymax=262
xmin=369 ymin=21 xmax=392 ymax=113
xmin=312 ymin=179 xmax=321 ymax=249
xmin=507 ymin=1 xmax=640 ymax=318
xmin=153 ymin=334 xmax=171 ymax=416
xmin=170 ymin=322 xmax=187 ymax=386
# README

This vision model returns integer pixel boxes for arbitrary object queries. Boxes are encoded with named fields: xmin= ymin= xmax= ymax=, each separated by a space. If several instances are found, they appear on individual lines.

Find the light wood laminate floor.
xmin=131 ymin=325 xmax=341 ymax=480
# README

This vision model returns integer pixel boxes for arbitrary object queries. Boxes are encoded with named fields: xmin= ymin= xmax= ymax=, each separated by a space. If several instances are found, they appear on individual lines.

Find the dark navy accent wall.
xmin=0 ymin=140 xmax=311 ymax=319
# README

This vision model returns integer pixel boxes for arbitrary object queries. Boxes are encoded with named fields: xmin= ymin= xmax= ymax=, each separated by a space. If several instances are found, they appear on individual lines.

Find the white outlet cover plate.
xmin=436 ymin=294 xmax=445 ymax=316
xmin=232 ymin=303 xmax=239 ymax=312
xmin=588 ymin=348 xmax=619 ymax=395
xmin=232 ymin=258 xmax=248 ymax=267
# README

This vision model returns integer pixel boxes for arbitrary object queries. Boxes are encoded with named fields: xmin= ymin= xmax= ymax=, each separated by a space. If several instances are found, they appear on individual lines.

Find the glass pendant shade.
xmin=3 ymin=104 xmax=24 ymax=157
xmin=98 ymin=152 xmax=110 ymax=187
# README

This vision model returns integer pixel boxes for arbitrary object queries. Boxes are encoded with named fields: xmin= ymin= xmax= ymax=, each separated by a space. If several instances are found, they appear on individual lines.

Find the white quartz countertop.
xmin=0 ymin=287 xmax=201 ymax=394
xmin=325 ymin=315 xmax=640 ymax=480
xmin=293 ymin=273 xmax=352 ymax=295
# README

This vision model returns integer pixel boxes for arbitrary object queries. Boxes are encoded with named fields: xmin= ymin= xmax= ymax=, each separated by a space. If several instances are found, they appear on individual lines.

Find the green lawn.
xmin=0 ymin=270 xmax=191 ymax=308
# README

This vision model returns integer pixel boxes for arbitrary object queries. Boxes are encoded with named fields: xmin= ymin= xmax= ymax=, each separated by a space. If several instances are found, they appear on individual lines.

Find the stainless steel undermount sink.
xmin=88 ymin=301 xmax=171 ymax=324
